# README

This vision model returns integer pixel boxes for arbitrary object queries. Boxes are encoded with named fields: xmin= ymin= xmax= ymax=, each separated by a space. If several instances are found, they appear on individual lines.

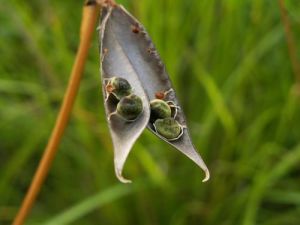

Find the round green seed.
xmin=117 ymin=94 xmax=143 ymax=121
xmin=106 ymin=77 xmax=132 ymax=100
xmin=154 ymin=118 xmax=182 ymax=140
xmin=150 ymin=99 xmax=172 ymax=120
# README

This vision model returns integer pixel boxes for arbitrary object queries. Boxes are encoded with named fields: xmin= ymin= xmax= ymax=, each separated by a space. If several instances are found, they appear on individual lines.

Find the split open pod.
xmin=99 ymin=3 xmax=209 ymax=183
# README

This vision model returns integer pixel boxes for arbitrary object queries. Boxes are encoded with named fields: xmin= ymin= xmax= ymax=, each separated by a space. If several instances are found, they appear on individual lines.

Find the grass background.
xmin=1 ymin=0 xmax=300 ymax=224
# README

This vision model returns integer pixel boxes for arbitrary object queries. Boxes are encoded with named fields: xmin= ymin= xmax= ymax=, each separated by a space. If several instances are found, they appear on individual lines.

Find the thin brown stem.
xmin=12 ymin=3 xmax=99 ymax=225
xmin=278 ymin=0 xmax=300 ymax=83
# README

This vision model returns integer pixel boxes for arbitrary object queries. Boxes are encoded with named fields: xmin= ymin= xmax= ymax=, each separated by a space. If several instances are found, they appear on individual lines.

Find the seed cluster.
xmin=151 ymin=90 xmax=184 ymax=141
xmin=105 ymin=77 xmax=143 ymax=122
xmin=104 ymin=79 xmax=184 ymax=139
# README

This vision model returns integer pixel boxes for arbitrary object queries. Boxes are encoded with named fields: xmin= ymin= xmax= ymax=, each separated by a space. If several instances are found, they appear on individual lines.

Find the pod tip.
xmin=202 ymin=168 xmax=210 ymax=182
xmin=115 ymin=168 xmax=132 ymax=184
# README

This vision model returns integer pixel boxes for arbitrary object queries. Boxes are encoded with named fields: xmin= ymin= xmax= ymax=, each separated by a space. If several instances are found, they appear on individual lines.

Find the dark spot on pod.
xmin=147 ymin=47 xmax=156 ymax=55
xmin=155 ymin=91 xmax=165 ymax=100
xmin=131 ymin=24 xmax=140 ymax=34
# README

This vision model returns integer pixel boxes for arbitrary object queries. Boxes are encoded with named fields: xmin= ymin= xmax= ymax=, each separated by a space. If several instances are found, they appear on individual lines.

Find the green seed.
xmin=117 ymin=94 xmax=143 ymax=121
xmin=150 ymin=99 xmax=172 ymax=120
xmin=154 ymin=118 xmax=182 ymax=140
xmin=106 ymin=77 xmax=132 ymax=100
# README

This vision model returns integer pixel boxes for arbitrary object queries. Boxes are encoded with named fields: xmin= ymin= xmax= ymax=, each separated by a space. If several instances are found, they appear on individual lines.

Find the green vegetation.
xmin=1 ymin=0 xmax=300 ymax=224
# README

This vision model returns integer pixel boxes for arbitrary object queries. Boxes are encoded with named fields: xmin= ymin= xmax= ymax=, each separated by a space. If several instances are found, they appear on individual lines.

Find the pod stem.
xmin=12 ymin=3 xmax=99 ymax=225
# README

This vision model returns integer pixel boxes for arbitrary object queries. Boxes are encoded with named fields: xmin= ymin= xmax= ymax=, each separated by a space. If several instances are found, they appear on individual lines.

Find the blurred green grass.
xmin=1 ymin=0 xmax=300 ymax=225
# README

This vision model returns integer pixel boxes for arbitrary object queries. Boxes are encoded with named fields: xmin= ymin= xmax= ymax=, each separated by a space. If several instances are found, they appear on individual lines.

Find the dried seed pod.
xmin=105 ymin=77 xmax=132 ymax=100
xmin=109 ymin=94 xmax=143 ymax=121
xmin=100 ymin=4 xmax=210 ymax=182
xmin=154 ymin=118 xmax=183 ymax=141
xmin=150 ymin=99 xmax=172 ymax=121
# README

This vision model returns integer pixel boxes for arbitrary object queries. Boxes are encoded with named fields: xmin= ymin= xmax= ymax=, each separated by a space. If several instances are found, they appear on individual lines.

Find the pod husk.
xmin=99 ymin=4 xmax=209 ymax=182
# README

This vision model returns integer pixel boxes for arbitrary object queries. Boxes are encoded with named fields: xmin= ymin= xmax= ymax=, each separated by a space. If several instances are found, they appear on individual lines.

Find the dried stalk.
xmin=12 ymin=2 xmax=99 ymax=225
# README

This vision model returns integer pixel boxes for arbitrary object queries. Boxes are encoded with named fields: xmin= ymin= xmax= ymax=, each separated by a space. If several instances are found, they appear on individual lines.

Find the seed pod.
xmin=100 ymin=4 xmax=210 ymax=182
xmin=154 ymin=118 xmax=183 ymax=141
xmin=105 ymin=77 xmax=132 ymax=100
xmin=150 ymin=99 xmax=172 ymax=121
xmin=113 ymin=94 xmax=143 ymax=121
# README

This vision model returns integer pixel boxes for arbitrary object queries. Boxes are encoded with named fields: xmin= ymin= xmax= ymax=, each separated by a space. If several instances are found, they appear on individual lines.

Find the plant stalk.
xmin=12 ymin=2 xmax=99 ymax=225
